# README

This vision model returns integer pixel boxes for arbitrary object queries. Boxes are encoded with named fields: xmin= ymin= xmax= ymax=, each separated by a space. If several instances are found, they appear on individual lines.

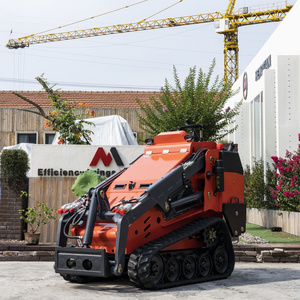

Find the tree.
xmin=136 ymin=60 xmax=241 ymax=141
xmin=14 ymin=75 xmax=95 ymax=145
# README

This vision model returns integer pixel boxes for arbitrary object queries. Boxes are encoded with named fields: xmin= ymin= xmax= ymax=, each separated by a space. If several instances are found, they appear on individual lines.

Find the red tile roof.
xmin=0 ymin=91 xmax=160 ymax=109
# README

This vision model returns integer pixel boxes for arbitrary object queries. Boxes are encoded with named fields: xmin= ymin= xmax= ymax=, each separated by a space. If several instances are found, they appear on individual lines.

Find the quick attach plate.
xmin=55 ymin=247 xmax=111 ymax=278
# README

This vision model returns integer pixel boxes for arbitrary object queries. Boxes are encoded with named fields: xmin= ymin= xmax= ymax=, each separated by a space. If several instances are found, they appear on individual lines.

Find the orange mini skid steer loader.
xmin=54 ymin=122 xmax=246 ymax=289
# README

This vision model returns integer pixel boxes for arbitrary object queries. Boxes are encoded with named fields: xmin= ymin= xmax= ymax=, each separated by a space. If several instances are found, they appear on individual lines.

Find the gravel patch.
xmin=238 ymin=232 xmax=270 ymax=244
xmin=0 ymin=239 xmax=25 ymax=244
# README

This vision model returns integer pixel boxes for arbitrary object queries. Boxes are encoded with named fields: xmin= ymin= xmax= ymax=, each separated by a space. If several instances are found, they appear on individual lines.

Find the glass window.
xmin=17 ymin=133 xmax=37 ymax=144
xmin=45 ymin=133 xmax=55 ymax=144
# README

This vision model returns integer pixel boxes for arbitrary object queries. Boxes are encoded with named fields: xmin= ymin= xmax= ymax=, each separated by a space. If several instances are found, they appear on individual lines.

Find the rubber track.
xmin=127 ymin=217 xmax=234 ymax=289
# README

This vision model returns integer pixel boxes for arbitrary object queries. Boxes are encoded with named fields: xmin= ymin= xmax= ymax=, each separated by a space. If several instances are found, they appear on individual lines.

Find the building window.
xmin=17 ymin=133 xmax=37 ymax=144
xmin=45 ymin=133 xmax=56 ymax=144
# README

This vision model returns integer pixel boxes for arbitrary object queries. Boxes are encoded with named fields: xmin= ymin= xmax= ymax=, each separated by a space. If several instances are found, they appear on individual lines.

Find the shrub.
xmin=244 ymin=159 xmax=277 ymax=210
xmin=271 ymin=146 xmax=300 ymax=212
xmin=0 ymin=149 xmax=29 ymax=190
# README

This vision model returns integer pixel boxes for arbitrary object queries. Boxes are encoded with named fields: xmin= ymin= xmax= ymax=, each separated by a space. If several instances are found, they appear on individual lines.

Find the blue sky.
xmin=0 ymin=0 xmax=296 ymax=91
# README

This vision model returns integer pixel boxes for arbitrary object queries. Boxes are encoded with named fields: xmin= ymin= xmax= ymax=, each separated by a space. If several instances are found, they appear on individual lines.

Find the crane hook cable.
xmin=137 ymin=0 xmax=183 ymax=24
xmin=21 ymin=0 xmax=149 ymax=39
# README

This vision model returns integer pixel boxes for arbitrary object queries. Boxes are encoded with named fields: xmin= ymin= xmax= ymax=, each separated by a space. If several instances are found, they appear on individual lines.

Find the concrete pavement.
xmin=0 ymin=261 xmax=299 ymax=300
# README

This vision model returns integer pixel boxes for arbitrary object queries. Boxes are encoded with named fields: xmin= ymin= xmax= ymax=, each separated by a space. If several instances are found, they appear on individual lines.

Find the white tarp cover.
xmin=52 ymin=115 xmax=138 ymax=145
xmin=1 ymin=143 xmax=32 ymax=159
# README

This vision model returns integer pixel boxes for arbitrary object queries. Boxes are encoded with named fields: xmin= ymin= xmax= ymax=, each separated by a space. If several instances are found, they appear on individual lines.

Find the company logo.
xmin=37 ymin=147 xmax=125 ymax=177
xmin=90 ymin=147 xmax=124 ymax=167
xmin=243 ymin=72 xmax=248 ymax=100
xmin=255 ymin=55 xmax=271 ymax=81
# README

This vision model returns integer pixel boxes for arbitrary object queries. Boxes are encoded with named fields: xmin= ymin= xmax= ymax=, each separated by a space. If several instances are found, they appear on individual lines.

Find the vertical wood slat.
xmin=29 ymin=177 xmax=77 ymax=243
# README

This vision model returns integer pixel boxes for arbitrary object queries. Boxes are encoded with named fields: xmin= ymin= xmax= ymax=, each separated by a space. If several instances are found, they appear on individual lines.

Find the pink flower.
xmin=286 ymin=150 xmax=292 ymax=158
xmin=283 ymin=191 xmax=295 ymax=197
xmin=274 ymin=173 xmax=279 ymax=178
xmin=275 ymin=203 xmax=279 ymax=207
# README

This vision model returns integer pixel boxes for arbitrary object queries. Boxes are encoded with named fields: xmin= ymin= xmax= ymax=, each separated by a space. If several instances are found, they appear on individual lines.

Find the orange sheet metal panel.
xmin=107 ymin=132 xmax=193 ymax=207
xmin=222 ymin=173 xmax=244 ymax=206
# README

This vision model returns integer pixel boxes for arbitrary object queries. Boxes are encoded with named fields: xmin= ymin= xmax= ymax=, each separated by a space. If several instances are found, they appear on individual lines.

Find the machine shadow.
xmin=70 ymin=266 xmax=300 ymax=294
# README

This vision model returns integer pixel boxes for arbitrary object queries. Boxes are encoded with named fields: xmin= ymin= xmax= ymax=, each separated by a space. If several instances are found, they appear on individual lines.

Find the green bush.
xmin=244 ymin=159 xmax=277 ymax=210
xmin=0 ymin=149 xmax=29 ymax=190
xmin=271 ymin=148 xmax=300 ymax=212
xmin=136 ymin=60 xmax=241 ymax=141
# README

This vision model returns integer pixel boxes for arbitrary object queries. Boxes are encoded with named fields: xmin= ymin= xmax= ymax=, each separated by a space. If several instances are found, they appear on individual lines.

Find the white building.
xmin=227 ymin=0 xmax=300 ymax=171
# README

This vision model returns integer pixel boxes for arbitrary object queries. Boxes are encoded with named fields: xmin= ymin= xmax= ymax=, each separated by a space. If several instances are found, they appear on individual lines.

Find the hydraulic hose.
xmin=192 ymin=148 xmax=207 ymax=162
xmin=63 ymin=206 xmax=87 ymax=240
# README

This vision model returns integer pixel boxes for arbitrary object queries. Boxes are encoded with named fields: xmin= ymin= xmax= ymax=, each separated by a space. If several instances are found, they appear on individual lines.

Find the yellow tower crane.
xmin=6 ymin=0 xmax=294 ymax=83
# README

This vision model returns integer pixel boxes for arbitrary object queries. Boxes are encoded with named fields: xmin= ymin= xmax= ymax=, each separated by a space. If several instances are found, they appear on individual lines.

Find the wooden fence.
xmin=28 ymin=177 xmax=78 ymax=243
xmin=247 ymin=208 xmax=300 ymax=236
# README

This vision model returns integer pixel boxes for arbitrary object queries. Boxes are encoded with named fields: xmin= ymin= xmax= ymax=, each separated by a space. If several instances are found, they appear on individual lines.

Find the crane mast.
xmin=218 ymin=0 xmax=292 ymax=82
xmin=6 ymin=1 xmax=294 ymax=83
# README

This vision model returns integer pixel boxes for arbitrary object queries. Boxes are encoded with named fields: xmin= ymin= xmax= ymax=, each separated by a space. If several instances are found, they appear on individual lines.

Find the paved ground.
xmin=0 ymin=261 xmax=299 ymax=300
